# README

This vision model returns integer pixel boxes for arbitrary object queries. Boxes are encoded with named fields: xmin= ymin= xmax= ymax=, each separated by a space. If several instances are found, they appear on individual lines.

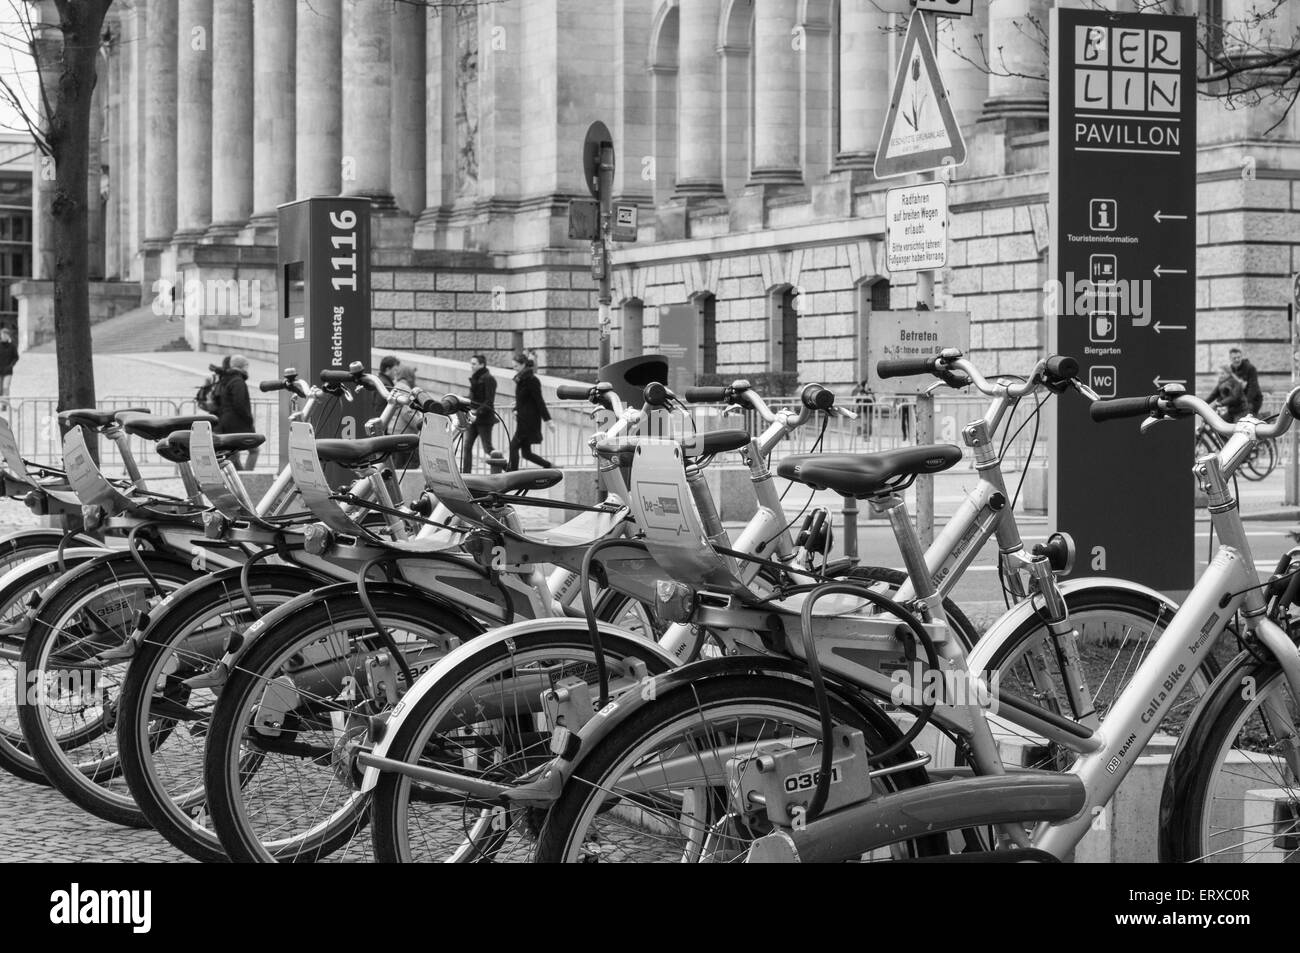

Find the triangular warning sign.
xmin=874 ymin=11 xmax=968 ymax=180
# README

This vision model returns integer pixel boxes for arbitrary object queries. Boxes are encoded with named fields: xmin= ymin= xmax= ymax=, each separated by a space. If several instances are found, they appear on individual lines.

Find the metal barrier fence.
xmin=5 ymin=391 xmax=1294 ymax=480
xmin=2 ymin=397 xmax=283 ymax=478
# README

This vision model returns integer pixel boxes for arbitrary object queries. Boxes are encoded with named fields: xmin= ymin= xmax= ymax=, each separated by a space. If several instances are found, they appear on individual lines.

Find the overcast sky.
xmin=0 ymin=0 xmax=41 ymax=138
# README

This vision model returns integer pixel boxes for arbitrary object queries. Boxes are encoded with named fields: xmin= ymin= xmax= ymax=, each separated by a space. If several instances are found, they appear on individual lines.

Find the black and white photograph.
xmin=0 ymin=0 xmax=1294 ymax=916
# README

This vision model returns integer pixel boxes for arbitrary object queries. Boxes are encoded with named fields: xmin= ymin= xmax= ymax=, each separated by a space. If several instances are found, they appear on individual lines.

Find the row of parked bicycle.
xmin=0 ymin=351 xmax=1295 ymax=862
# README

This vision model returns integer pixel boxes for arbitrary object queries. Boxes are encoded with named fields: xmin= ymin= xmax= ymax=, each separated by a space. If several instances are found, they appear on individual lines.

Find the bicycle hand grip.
xmin=643 ymin=381 xmax=675 ymax=407
xmin=1043 ymin=355 xmax=1079 ymax=383
xmin=684 ymin=386 xmax=728 ymax=403
xmin=876 ymin=356 xmax=939 ymax=379
xmin=1288 ymin=390 xmax=1300 ymax=422
xmin=556 ymin=384 xmax=594 ymax=401
xmin=319 ymin=369 xmax=357 ymax=384
xmin=800 ymin=383 xmax=836 ymax=411
xmin=259 ymin=380 xmax=286 ymax=393
xmin=1089 ymin=395 xmax=1159 ymax=423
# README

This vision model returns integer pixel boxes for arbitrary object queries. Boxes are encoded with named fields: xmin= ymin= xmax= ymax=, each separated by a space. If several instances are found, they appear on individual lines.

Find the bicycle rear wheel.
xmin=534 ymin=673 xmax=942 ymax=863
xmin=1160 ymin=652 xmax=1299 ymax=862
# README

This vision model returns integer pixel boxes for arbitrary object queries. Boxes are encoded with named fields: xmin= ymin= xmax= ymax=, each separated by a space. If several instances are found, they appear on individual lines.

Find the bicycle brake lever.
xmin=723 ymin=403 xmax=745 ymax=416
xmin=1138 ymin=415 xmax=1170 ymax=435
xmin=923 ymin=380 xmax=946 ymax=396
xmin=1073 ymin=379 xmax=1100 ymax=402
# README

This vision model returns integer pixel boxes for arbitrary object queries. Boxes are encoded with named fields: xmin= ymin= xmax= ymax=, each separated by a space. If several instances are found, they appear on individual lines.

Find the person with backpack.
xmin=213 ymin=354 xmax=258 ymax=470
xmin=196 ymin=357 xmax=226 ymax=415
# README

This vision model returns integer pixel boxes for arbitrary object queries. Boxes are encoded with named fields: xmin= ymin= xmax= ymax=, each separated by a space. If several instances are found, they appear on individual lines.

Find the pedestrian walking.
xmin=851 ymin=379 xmax=874 ymax=439
xmin=213 ymin=354 xmax=258 ymax=470
xmin=462 ymin=354 xmax=497 ymax=473
xmin=1227 ymin=346 xmax=1263 ymax=416
xmin=508 ymin=352 xmax=554 ymax=470
xmin=0 ymin=326 xmax=18 ymax=399
xmin=377 ymin=355 xmax=399 ymax=390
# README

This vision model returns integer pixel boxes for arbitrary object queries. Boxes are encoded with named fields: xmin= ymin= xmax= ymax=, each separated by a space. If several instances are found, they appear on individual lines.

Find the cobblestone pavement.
xmin=0 ymin=769 xmax=191 ymax=862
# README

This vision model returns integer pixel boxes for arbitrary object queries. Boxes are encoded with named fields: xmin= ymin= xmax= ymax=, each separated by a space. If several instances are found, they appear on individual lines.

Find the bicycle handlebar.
xmin=877 ymin=356 xmax=942 ymax=379
xmin=684 ymin=386 xmax=728 ymax=403
xmin=556 ymin=384 xmax=595 ymax=401
xmin=1091 ymin=388 xmax=1300 ymax=441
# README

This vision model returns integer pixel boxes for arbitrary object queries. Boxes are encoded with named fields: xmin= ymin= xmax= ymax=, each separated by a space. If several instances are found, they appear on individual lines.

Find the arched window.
xmin=620 ymin=298 xmax=644 ymax=359
xmin=871 ymin=277 xmax=891 ymax=312
xmin=695 ymin=293 xmax=717 ymax=376
xmin=649 ymin=6 xmax=679 ymax=208
xmin=856 ymin=277 xmax=891 ymax=383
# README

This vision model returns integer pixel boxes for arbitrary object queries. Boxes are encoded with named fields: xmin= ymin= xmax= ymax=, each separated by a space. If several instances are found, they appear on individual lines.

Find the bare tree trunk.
xmin=43 ymin=0 xmax=112 ymax=415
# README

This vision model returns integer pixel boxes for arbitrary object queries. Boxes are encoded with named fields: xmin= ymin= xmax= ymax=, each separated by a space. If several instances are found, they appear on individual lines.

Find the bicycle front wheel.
xmin=534 ymin=673 xmax=942 ymax=863
xmin=1160 ymin=652 xmax=1299 ymax=862
xmin=202 ymin=589 xmax=480 ymax=862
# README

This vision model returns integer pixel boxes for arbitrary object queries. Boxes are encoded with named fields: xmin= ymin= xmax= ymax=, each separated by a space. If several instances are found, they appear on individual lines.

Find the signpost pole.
xmin=1289 ymin=297 xmax=1298 ymax=506
xmin=596 ymin=143 xmax=615 ymax=368
xmin=914 ymin=12 xmax=937 ymax=548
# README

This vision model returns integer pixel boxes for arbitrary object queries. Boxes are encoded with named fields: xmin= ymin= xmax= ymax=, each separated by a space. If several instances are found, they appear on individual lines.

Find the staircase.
xmin=29 ymin=304 xmax=190 ymax=355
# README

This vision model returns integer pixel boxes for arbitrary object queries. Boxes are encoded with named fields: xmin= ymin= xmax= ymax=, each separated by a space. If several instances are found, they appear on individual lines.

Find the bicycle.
xmin=531 ymin=382 xmax=1300 ymax=863
xmin=360 ymin=352 xmax=1215 ymax=862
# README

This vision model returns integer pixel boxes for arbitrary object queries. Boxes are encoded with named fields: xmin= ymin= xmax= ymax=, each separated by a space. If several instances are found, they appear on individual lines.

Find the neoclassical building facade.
xmin=16 ymin=0 xmax=1300 ymax=392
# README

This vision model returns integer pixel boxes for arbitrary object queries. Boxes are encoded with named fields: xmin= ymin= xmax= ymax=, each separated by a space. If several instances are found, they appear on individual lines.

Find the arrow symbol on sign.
xmin=1153 ymin=210 xmax=1188 ymax=223
xmin=1153 ymin=265 xmax=1188 ymax=278
xmin=1153 ymin=322 xmax=1187 ymax=334
xmin=1153 ymin=376 xmax=1188 ymax=389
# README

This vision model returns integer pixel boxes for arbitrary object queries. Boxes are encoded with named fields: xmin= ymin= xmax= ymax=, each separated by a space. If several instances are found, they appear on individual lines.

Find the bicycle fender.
xmin=0 ymin=527 xmax=101 ymax=552
xmin=208 ymin=579 xmax=489 ymax=683
xmin=359 ymin=618 xmax=680 ymax=794
xmin=964 ymin=576 xmax=1181 ymax=675
xmin=542 ymin=654 xmax=915 ymax=797
xmin=32 ymin=548 xmax=199 ymax=613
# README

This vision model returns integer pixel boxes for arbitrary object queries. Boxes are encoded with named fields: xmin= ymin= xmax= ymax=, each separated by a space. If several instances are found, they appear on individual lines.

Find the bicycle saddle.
xmin=463 ymin=469 xmax=563 ymax=496
xmin=115 ymin=411 xmax=218 ymax=441
xmin=155 ymin=431 xmax=266 ymax=464
xmin=57 ymin=407 xmax=150 ymax=429
xmin=314 ymin=434 xmax=418 ymax=465
xmin=598 ymin=429 xmax=752 ymax=466
xmin=777 ymin=445 xmax=962 ymax=498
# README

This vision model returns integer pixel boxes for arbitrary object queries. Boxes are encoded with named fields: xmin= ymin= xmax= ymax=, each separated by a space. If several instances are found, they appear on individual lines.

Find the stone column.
xmin=837 ymin=0 xmax=890 ymax=168
xmin=144 ymin=0 xmax=178 ymax=266
xmin=207 ymin=0 xmax=254 ymax=239
xmin=982 ymin=0 xmax=1050 ymax=123
xmin=248 ymin=0 xmax=295 ymax=239
xmin=390 ymin=1 xmax=426 ymax=216
xmin=295 ymin=0 xmax=342 ymax=199
xmin=798 ymin=9 xmax=834 ymax=181
xmin=126 ymin=0 xmax=147 ymax=275
xmin=748 ymin=0 xmax=802 ymax=186
xmin=341 ymin=0 xmax=395 ymax=208
xmin=175 ymin=0 xmax=213 ymax=242
xmin=673 ymin=0 xmax=724 ymax=199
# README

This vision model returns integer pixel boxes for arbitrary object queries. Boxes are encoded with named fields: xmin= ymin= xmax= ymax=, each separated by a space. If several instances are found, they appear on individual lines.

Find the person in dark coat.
xmin=462 ymin=354 xmax=497 ymax=472
xmin=1205 ymin=365 xmax=1247 ymax=423
xmin=213 ymin=354 xmax=258 ymax=470
xmin=1228 ymin=347 xmax=1263 ymax=416
xmin=0 ymin=326 xmax=19 ymax=398
xmin=508 ymin=352 xmax=554 ymax=470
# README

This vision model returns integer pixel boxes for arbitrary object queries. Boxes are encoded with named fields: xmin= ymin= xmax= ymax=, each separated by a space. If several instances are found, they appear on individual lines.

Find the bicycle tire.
xmin=117 ymin=565 xmax=323 ymax=862
xmin=534 ymin=673 xmax=944 ymax=863
xmin=1159 ymin=652 xmax=1298 ymax=863
xmin=17 ymin=552 xmax=201 ymax=828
